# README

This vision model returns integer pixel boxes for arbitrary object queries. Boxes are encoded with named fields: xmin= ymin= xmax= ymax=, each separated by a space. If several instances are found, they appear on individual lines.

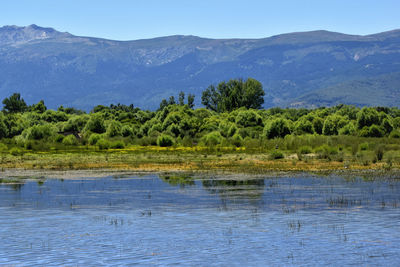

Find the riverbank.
xmin=0 ymin=146 xmax=398 ymax=179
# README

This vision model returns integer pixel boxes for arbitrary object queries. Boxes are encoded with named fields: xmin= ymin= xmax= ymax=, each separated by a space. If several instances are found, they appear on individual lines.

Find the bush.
xmin=375 ymin=145 xmax=385 ymax=161
xmin=269 ymin=150 xmax=284 ymax=160
xmin=55 ymin=134 xmax=64 ymax=143
xmin=24 ymin=140 xmax=34 ymax=150
xmin=106 ymin=120 xmax=122 ymax=137
xmin=121 ymin=125 xmax=134 ymax=137
xmin=231 ymin=133 xmax=243 ymax=147
xmin=202 ymin=131 xmax=223 ymax=146
xmin=24 ymin=124 xmax=56 ymax=140
xmin=0 ymin=143 xmax=8 ymax=152
xmin=359 ymin=142 xmax=369 ymax=151
xmin=264 ymin=118 xmax=291 ymax=139
xmin=97 ymin=139 xmax=110 ymax=150
xmin=389 ymin=130 xmax=400 ymax=138
xmin=298 ymin=146 xmax=312 ymax=154
xmin=157 ymin=135 xmax=175 ymax=147
xmin=62 ymin=135 xmax=78 ymax=146
xmin=88 ymin=133 xmax=102 ymax=145
xmin=85 ymin=114 xmax=106 ymax=133
xmin=9 ymin=147 xmax=22 ymax=156
xmin=110 ymin=140 xmax=125 ymax=149
xmin=315 ymin=145 xmax=338 ymax=159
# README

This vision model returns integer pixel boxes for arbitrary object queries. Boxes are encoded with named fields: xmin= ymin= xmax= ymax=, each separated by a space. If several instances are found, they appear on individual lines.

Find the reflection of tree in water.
xmin=160 ymin=174 xmax=195 ymax=188
xmin=202 ymin=179 xmax=265 ymax=205
xmin=0 ymin=178 xmax=25 ymax=191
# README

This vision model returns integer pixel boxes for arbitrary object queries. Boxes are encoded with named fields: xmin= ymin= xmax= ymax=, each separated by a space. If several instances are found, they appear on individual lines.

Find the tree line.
xmin=1 ymin=78 xmax=400 ymax=150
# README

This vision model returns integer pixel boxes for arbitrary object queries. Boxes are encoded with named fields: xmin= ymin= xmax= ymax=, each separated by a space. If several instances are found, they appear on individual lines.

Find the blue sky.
xmin=1 ymin=0 xmax=399 ymax=40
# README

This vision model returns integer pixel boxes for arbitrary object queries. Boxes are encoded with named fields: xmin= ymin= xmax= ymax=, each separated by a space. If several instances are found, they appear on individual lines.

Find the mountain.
xmin=0 ymin=24 xmax=400 ymax=110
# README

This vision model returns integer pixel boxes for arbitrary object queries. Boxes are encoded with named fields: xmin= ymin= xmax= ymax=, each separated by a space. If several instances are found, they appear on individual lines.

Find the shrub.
xmin=264 ymin=118 xmax=291 ymax=139
xmin=9 ymin=147 xmax=22 ymax=156
xmin=269 ymin=150 xmax=284 ymax=160
xmin=55 ymin=134 xmax=64 ymax=143
xmin=298 ymin=146 xmax=312 ymax=154
xmin=106 ymin=120 xmax=122 ymax=137
xmin=110 ymin=140 xmax=125 ymax=149
xmin=157 ymin=134 xmax=175 ymax=147
xmin=85 ymin=114 xmax=106 ymax=133
xmin=24 ymin=140 xmax=34 ymax=150
xmin=202 ymin=131 xmax=223 ymax=146
xmin=121 ymin=125 xmax=134 ymax=137
xmin=97 ymin=139 xmax=110 ymax=150
xmin=0 ymin=143 xmax=8 ymax=152
xmin=359 ymin=142 xmax=369 ymax=151
xmin=24 ymin=124 xmax=56 ymax=140
xmin=389 ymin=130 xmax=400 ymax=138
xmin=315 ymin=145 xmax=338 ymax=159
xmin=375 ymin=145 xmax=385 ymax=161
xmin=88 ymin=133 xmax=102 ymax=145
xmin=231 ymin=133 xmax=243 ymax=147
xmin=62 ymin=135 xmax=78 ymax=146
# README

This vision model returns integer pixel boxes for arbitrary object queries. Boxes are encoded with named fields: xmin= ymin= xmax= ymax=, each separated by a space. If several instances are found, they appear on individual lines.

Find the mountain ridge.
xmin=0 ymin=24 xmax=400 ymax=110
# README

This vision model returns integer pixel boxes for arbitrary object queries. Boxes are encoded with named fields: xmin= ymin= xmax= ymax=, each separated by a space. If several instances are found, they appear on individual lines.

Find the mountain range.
xmin=1 ymin=24 xmax=400 ymax=110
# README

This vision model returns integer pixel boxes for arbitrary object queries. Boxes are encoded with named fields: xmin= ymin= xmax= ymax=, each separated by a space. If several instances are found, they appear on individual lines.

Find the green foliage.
xmin=235 ymin=110 xmax=263 ymax=127
xmin=97 ymin=138 xmax=110 ymax=150
xmin=269 ymin=150 xmax=284 ymax=160
xmin=9 ymin=147 xmax=22 ymax=156
xmin=23 ymin=124 xmax=56 ymax=140
xmin=389 ymin=130 xmax=400 ymax=138
xmin=264 ymin=118 xmax=291 ymax=139
xmin=88 ymin=133 xmax=102 ymax=145
xmin=202 ymin=131 xmax=223 ymax=146
xmin=62 ymin=135 xmax=78 ymax=146
xmin=231 ymin=133 xmax=243 ymax=147
xmin=106 ymin=120 xmax=122 ymax=137
xmin=121 ymin=125 xmax=134 ymax=137
xmin=356 ymin=107 xmax=380 ymax=129
xmin=375 ymin=145 xmax=385 ymax=161
xmin=157 ymin=134 xmax=175 ymax=147
xmin=110 ymin=140 xmax=125 ymax=149
xmin=298 ymin=146 xmax=312 ymax=154
xmin=2 ymin=93 xmax=27 ymax=113
xmin=85 ymin=114 xmax=106 ymax=133
xmin=41 ymin=110 xmax=68 ymax=123
xmin=32 ymin=100 xmax=47 ymax=113
xmin=201 ymin=78 xmax=265 ymax=112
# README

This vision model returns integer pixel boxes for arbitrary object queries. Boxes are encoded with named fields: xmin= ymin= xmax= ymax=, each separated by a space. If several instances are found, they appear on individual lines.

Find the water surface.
xmin=1 ymin=174 xmax=400 ymax=266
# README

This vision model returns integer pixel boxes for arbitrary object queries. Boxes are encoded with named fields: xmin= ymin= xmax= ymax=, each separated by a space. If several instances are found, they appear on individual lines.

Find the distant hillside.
xmin=290 ymin=72 xmax=400 ymax=108
xmin=0 ymin=24 xmax=400 ymax=110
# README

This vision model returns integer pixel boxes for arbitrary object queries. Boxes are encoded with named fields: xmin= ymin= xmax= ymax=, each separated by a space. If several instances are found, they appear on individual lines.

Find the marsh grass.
xmin=0 ymin=135 xmax=398 ymax=173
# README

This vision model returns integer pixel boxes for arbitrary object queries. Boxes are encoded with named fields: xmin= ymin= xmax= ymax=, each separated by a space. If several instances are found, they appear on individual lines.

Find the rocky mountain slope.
xmin=0 ymin=24 xmax=399 ymax=110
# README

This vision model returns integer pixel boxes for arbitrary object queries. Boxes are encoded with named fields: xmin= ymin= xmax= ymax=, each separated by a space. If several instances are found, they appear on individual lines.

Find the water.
xmin=1 ymin=174 xmax=400 ymax=266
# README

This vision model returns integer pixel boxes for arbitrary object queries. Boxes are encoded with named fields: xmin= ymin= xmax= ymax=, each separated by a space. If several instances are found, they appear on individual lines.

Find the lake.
xmin=1 ymin=173 xmax=400 ymax=266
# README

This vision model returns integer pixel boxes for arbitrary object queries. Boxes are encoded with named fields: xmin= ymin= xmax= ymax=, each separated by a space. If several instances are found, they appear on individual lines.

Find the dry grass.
xmin=0 ymin=146 xmax=398 ymax=175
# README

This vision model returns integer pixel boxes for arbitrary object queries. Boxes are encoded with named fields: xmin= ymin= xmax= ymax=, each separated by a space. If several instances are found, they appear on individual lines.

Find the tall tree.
xmin=201 ymin=78 xmax=265 ymax=112
xmin=187 ymin=94 xmax=195 ymax=109
xmin=2 ymin=93 xmax=28 ymax=113
xmin=178 ymin=91 xmax=185 ymax=106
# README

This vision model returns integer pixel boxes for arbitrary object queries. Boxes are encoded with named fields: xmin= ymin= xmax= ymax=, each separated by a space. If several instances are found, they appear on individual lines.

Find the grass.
xmin=0 ymin=135 xmax=399 ymax=174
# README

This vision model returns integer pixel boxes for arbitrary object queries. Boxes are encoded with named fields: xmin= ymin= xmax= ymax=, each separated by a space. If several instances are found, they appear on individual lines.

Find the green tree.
xmin=187 ymin=94 xmax=195 ymax=109
xmin=356 ymin=107 xmax=380 ymax=129
xmin=201 ymin=78 xmax=265 ymax=112
xmin=264 ymin=118 xmax=291 ymax=139
xmin=178 ymin=91 xmax=185 ymax=106
xmin=32 ymin=100 xmax=47 ymax=113
xmin=2 ymin=93 xmax=28 ymax=113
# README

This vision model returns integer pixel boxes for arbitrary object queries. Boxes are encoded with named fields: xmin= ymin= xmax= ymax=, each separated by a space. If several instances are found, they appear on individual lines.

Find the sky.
xmin=1 ymin=0 xmax=400 ymax=40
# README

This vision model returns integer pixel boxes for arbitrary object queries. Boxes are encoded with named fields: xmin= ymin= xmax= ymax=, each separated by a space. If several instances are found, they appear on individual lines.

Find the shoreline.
xmin=0 ymin=148 xmax=399 ymax=180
